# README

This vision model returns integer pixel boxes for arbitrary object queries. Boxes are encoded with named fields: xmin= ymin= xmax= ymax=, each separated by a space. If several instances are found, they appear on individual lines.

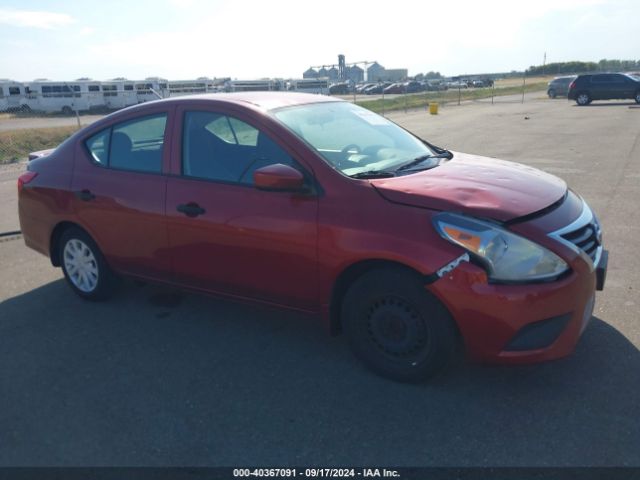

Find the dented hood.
xmin=371 ymin=152 xmax=567 ymax=222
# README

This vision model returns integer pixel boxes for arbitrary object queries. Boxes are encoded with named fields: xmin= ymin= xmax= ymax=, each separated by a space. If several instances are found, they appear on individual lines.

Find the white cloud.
xmin=0 ymin=8 xmax=74 ymax=29
xmin=10 ymin=0 xmax=634 ymax=81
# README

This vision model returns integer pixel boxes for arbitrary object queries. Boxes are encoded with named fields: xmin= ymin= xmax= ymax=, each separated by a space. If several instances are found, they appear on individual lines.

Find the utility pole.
xmin=543 ymin=52 xmax=547 ymax=76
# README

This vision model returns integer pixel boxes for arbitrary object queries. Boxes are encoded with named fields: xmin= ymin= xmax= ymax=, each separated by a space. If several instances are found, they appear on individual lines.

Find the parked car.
xmin=383 ymin=83 xmax=405 ymax=94
xmin=363 ymin=82 xmax=392 ymax=94
xmin=471 ymin=80 xmax=485 ymax=88
xmin=568 ymin=73 xmax=640 ymax=105
xmin=425 ymin=81 xmax=447 ymax=91
xmin=547 ymin=76 xmax=577 ymax=99
xmin=18 ymin=92 xmax=608 ymax=383
xmin=404 ymin=81 xmax=424 ymax=93
xmin=446 ymin=81 xmax=468 ymax=89
xmin=355 ymin=83 xmax=375 ymax=94
xmin=329 ymin=82 xmax=350 ymax=95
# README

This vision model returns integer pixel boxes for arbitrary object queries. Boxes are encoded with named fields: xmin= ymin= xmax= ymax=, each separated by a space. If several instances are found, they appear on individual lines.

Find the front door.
xmin=165 ymin=108 xmax=319 ymax=310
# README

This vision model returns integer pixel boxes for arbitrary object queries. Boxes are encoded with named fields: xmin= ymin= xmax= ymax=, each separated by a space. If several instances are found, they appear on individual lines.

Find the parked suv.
xmin=547 ymin=76 xmax=576 ymax=99
xmin=568 ymin=73 xmax=640 ymax=105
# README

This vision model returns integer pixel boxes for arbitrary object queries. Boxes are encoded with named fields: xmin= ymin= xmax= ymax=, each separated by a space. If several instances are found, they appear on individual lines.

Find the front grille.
xmin=549 ymin=199 xmax=603 ymax=271
xmin=561 ymin=220 xmax=601 ymax=263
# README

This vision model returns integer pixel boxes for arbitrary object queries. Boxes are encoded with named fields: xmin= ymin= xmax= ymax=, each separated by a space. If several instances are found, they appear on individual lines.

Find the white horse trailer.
xmin=287 ymin=78 xmax=329 ymax=94
xmin=135 ymin=78 xmax=169 ymax=103
xmin=23 ymin=81 xmax=106 ymax=113
xmin=0 ymin=81 xmax=28 ymax=111
xmin=230 ymin=79 xmax=282 ymax=92
xmin=101 ymin=80 xmax=138 ymax=109
xmin=168 ymin=79 xmax=216 ymax=97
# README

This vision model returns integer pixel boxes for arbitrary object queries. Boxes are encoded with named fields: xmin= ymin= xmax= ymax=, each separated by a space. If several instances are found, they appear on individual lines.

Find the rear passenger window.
xmin=110 ymin=114 xmax=167 ymax=173
xmin=83 ymin=114 xmax=167 ymax=173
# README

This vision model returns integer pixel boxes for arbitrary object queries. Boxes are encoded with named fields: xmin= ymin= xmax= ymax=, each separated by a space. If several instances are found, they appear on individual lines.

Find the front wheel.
xmin=59 ymin=227 xmax=116 ymax=301
xmin=635 ymin=91 xmax=640 ymax=104
xmin=548 ymin=89 xmax=556 ymax=99
xmin=341 ymin=267 xmax=458 ymax=383
xmin=576 ymin=92 xmax=591 ymax=106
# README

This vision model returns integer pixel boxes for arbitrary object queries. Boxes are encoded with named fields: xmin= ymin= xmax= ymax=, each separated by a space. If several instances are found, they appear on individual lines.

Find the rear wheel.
xmin=548 ymin=89 xmax=557 ymax=99
xmin=341 ymin=267 xmax=458 ymax=383
xmin=635 ymin=91 xmax=640 ymax=104
xmin=61 ymin=106 xmax=73 ymax=115
xmin=576 ymin=92 xmax=591 ymax=106
xmin=59 ymin=227 xmax=116 ymax=301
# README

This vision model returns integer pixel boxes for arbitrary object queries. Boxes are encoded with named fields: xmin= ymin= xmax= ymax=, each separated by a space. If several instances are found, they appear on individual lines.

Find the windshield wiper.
xmin=349 ymin=170 xmax=396 ymax=179
xmin=395 ymin=152 xmax=452 ymax=173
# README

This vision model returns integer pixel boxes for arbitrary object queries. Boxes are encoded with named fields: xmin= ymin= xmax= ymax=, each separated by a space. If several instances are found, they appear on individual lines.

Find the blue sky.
xmin=1 ymin=0 xmax=639 ymax=81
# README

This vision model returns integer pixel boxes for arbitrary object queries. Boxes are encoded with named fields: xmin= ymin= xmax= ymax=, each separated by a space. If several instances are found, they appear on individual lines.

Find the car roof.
xmin=125 ymin=91 xmax=342 ymax=113
xmin=577 ymin=72 xmax=626 ymax=78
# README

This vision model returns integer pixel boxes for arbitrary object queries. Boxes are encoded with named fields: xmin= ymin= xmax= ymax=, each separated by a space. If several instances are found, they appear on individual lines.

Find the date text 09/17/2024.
xmin=233 ymin=468 xmax=400 ymax=478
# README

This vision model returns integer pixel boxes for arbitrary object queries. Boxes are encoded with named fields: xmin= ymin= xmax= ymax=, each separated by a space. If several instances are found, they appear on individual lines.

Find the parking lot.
xmin=1 ymin=95 xmax=639 ymax=466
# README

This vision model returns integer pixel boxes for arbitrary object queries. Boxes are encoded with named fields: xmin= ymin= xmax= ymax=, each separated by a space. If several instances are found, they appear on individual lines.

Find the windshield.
xmin=272 ymin=101 xmax=437 ymax=176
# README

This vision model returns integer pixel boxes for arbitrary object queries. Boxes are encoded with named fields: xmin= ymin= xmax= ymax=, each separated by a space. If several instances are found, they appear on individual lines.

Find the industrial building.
xmin=303 ymin=56 xmax=409 ymax=83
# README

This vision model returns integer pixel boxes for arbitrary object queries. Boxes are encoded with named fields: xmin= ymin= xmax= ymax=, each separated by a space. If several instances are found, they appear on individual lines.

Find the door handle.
xmin=75 ymin=189 xmax=95 ymax=201
xmin=177 ymin=202 xmax=206 ymax=218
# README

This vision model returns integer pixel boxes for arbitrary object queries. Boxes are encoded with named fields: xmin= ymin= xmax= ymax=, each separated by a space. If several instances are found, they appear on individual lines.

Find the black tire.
xmin=576 ymin=92 xmax=591 ymax=106
xmin=635 ymin=91 xmax=640 ymax=104
xmin=59 ymin=227 xmax=116 ymax=301
xmin=548 ymin=89 xmax=556 ymax=99
xmin=61 ymin=106 xmax=73 ymax=115
xmin=341 ymin=267 xmax=458 ymax=383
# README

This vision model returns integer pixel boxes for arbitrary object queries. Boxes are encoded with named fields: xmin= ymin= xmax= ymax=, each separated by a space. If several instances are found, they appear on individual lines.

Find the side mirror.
xmin=253 ymin=163 xmax=306 ymax=192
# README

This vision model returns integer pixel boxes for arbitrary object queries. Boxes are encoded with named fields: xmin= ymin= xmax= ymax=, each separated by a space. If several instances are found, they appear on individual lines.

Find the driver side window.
xmin=182 ymin=111 xmax=296 ymax=185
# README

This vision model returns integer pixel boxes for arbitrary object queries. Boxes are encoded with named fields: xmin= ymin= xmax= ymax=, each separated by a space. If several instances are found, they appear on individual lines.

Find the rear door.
xmin=71 ymin=106 xmax=174 ymax=279
xmin=165 ymin=106 xmax=319 ymax=310
xmin=590 ymin=75 xmax=612 ymax=99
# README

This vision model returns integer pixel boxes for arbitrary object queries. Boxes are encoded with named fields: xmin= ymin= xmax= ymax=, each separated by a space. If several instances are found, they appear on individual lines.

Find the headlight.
xmin=433 ymin=212 xmax=569 ymax=282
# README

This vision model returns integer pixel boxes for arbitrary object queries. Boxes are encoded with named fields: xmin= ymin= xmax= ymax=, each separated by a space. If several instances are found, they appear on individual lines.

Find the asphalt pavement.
xmin=0 ymin=95 xmax=639 ymax=466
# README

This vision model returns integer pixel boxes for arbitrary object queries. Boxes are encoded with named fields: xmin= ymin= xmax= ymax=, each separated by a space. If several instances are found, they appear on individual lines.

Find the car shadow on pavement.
xmin=1 ymin=279 xmax=639 ymax=466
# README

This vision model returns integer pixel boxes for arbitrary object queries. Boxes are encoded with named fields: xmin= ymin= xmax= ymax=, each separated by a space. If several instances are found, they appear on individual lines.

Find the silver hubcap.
xmin=578 ymin=94 xmax=588 ymax=104
xmin=63 ymin=239 xmax=99 ymax=292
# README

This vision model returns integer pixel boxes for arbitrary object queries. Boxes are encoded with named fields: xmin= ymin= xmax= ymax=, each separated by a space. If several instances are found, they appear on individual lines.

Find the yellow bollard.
xmin=429 ymin=102 xmax=439 ymax=115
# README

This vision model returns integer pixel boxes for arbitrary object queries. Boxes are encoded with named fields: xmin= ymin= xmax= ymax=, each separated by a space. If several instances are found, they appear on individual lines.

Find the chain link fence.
xmin=345 ymin=74 xmax=551 ymax=116
xmin=0 ymin=75 xmax=551 ymax=165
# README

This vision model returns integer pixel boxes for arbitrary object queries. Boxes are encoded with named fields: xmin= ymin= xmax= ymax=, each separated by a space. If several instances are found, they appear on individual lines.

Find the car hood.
xmin=371 ymin=152 xmax=567 ymax=222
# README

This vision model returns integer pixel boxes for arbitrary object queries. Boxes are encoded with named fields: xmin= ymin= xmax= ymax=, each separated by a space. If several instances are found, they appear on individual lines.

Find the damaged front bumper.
xmin=425 ymin=254 xmax=601 ymax=364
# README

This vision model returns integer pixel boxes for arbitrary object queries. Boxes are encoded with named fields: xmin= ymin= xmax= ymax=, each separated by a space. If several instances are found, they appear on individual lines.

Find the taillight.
xmin=569 ymin=81 xmax=576 ymax=89
xmin=18 ymin=171 xmax=38 ymax=193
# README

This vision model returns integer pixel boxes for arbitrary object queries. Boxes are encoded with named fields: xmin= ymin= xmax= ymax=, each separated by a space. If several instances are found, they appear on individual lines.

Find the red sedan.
xmin=18 ymin=92 xmax=608 ymax=382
